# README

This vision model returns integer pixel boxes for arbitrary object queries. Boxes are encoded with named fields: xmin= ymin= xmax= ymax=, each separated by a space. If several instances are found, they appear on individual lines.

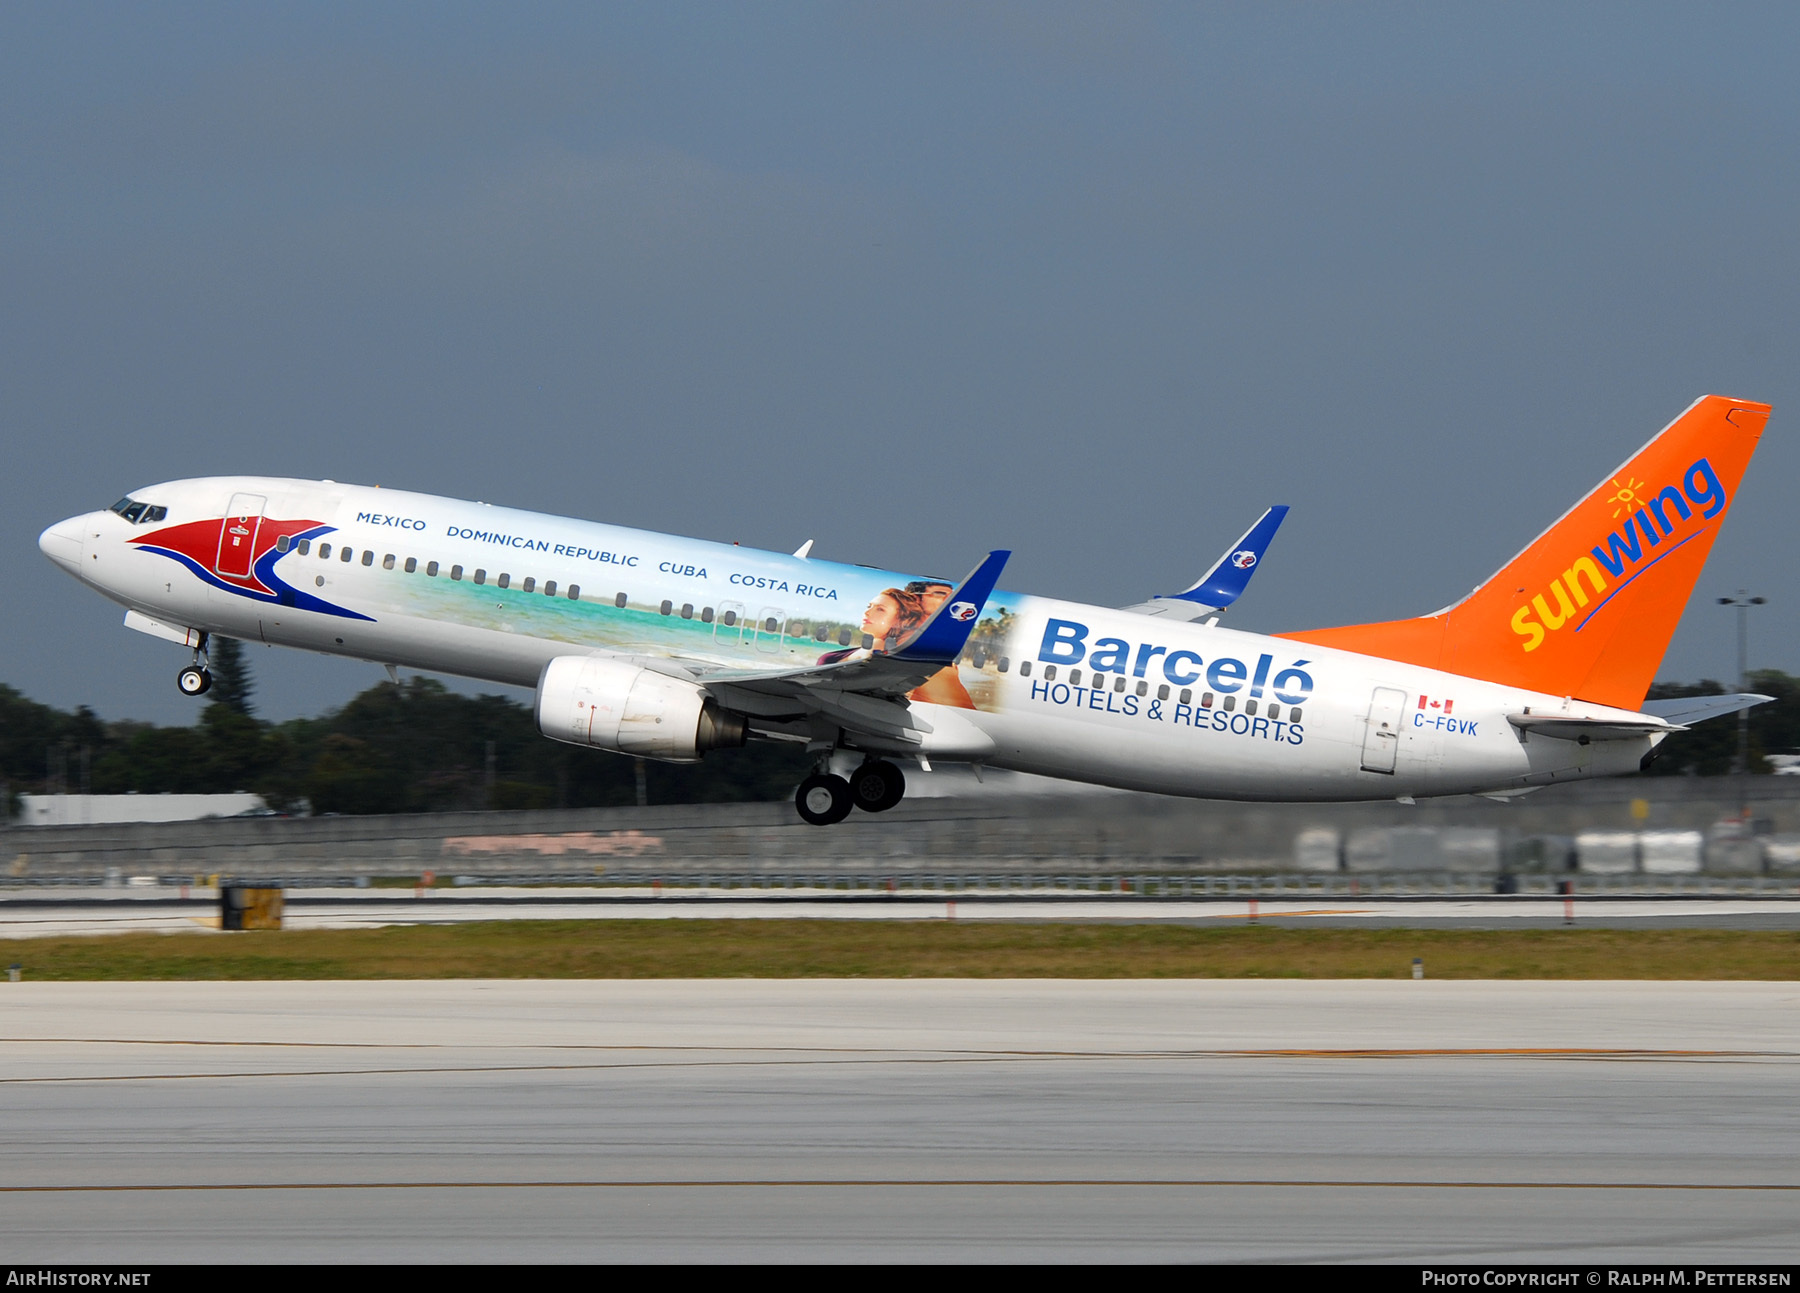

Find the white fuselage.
xmin=41 ymin=476 xmax=1658 ymax=802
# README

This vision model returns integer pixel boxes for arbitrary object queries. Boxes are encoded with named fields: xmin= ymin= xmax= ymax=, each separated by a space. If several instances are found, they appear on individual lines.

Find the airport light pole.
xmin=1717 ymin=591 xmax=1765 ymax=785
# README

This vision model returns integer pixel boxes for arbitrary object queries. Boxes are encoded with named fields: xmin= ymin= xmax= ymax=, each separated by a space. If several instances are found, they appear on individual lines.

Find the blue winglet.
xmin=1165 ymin=505 xmax=1288 ymax=608
xmin=889 ymin=550 xmax=1011 ymax=663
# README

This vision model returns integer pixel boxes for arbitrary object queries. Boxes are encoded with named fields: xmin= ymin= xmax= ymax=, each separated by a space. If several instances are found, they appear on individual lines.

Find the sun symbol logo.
xmin=1607 ymin=476 xmax=1647 ymax=518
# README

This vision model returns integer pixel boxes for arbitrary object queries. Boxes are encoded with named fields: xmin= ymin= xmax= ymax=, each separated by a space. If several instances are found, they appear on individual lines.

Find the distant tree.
xmin=1745 ymin=669 xmax=1800 ymax=757
xmin=0 ymin=673 xmax=828 ymax=813
xmin=1640 ymin=670 xmax=1800 ymax=776
xmin=0 ymin=685 xmax=105 ymax=793
xmin=207 ymin=637 xmax=255 ymax=715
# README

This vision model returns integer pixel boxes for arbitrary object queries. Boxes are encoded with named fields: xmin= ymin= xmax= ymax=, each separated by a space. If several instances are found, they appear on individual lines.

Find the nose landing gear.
xmin=177 ymin=633 xmax=213 ymax=697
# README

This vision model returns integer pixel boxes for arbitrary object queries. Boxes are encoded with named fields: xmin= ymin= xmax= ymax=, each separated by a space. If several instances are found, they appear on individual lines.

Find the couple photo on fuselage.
xmin=820 ymin=578 xmax=976 ymax=708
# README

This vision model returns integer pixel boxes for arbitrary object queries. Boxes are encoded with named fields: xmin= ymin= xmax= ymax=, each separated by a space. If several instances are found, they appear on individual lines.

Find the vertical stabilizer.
xmin=1278 ymin=395 xmax=1770 ymax=709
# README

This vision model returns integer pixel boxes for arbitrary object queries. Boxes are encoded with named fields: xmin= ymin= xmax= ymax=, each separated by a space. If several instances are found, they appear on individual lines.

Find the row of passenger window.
xmin=970 ymin=651 xmax=1302 ymax=722
xmin=278 ymin=534 xmax=584 ymax=600
xmin=648 ymin=601 xmax=868 ymax=647
xmin=275 ymin=533 xmax=881 ymax=647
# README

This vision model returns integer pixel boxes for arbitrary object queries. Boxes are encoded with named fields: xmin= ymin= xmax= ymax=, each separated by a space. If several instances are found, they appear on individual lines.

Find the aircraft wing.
xmin=1120 ymin=505 xmax=1288 ymax=621
xmin=650 ymin=550 xmax=1011 ymax=754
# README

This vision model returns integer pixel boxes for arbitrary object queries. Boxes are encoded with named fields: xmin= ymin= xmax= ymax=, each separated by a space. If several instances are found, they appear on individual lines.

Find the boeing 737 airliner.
xmin=38 ymin=395 xmax=1770 ymax=824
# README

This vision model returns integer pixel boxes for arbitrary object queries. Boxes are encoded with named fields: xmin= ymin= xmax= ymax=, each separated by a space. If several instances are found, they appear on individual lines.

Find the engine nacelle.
xmin=535 ymin=656 xmax=747 ymax=763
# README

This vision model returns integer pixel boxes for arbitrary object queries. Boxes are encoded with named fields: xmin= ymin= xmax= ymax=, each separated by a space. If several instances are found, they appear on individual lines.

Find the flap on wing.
xmin=1639 ymin=693 xmax=1773 ymax=726
xmin=1507 ymin=714 xmax=1681 ymax=742
xmin=1122 ymin=505 xmax=1288 ymax=621
xmin=691 ymin=650 xmax=934 ymax=698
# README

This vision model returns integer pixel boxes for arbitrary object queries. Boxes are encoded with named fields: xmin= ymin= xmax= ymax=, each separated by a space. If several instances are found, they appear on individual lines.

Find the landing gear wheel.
xmin=795 ymin=773 xmax=853 ymax=826
xmin=849 ymin=760 xmax=906 ymax=813
xmin=177 ymin=666 xmax=212 ymax=697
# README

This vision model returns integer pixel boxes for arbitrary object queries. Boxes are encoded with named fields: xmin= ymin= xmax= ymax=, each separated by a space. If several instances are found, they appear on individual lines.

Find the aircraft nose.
xmin=38 ymin=515 xmax=87 ymax=575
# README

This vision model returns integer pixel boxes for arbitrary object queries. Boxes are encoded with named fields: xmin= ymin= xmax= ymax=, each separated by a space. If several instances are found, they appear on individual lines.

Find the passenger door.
xmin=215 ymin=494 xmax=266 ymax=579
xmin=1359 ymin=686 xmax=1408 ymax=774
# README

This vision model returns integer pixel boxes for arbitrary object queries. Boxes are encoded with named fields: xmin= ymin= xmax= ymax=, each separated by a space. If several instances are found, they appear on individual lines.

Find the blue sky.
xmin=7 ymin=3 xmax=1799 ymax=723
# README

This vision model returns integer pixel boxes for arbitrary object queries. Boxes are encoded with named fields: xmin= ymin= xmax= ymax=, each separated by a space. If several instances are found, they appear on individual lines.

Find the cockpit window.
xmin=108 ymin=497 xmax=167 ymax=525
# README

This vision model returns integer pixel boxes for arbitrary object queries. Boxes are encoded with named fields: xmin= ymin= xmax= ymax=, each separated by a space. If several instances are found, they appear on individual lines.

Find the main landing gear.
xmin=795 ymin=759 xmax=907 ymax=826
xmin=848 ymin=759 xmax=905 ymax=813
xmin=796 ymin=773 xmax=851 ymax=825
xmin=177 ymin=633 xmax=212 ymax=697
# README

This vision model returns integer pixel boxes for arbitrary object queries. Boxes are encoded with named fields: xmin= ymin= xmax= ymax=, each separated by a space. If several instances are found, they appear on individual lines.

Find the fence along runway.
xmin=0 ymin=980 xmax=1797 ymax=1262
xmin=5 ymin=884 xmax=1800 ymax=937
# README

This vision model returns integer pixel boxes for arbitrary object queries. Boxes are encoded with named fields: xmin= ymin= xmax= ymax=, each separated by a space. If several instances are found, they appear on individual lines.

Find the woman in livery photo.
xmin=820 ymin=582 xmax=976 ymax=709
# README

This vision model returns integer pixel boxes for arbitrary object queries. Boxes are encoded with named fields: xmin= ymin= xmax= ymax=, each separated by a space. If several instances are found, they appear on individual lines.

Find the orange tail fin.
xmin=1278 ymin=395 xmax=1770 ymax=709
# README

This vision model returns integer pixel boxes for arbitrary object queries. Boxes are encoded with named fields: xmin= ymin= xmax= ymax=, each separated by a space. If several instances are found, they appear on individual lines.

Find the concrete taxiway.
xmin=0 ymin=980 xmax=1796 ymax=1262
xmin=6 ymin=888 xmax=1800 ymax=937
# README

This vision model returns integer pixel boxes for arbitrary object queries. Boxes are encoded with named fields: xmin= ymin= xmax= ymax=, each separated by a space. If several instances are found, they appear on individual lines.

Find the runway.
xmin=1 ymin=980 xmax=1797 ymax=1262
xmin=6 ymin=887 xmax=1800 ymax=937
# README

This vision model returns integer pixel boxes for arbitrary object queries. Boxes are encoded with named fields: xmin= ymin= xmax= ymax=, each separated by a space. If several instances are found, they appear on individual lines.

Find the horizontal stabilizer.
xmin=1639 ymin=693 xmax=1773 ymax=726
xmin=1507 ymin=713 xmax=1679 ymax=742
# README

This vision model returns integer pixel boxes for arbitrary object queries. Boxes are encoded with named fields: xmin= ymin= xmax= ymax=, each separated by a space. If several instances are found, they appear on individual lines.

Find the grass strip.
xmin=3 ymin=921 xmax=1799 ymax=980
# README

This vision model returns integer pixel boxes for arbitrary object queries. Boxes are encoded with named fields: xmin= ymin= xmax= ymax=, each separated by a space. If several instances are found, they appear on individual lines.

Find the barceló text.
xmin=1037 ymin=618 xmax=1314 ymax=702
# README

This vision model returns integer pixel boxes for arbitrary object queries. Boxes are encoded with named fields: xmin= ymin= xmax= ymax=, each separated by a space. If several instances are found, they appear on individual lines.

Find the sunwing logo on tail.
xmin=1510 ymin=457 xmax=1725 ymax=653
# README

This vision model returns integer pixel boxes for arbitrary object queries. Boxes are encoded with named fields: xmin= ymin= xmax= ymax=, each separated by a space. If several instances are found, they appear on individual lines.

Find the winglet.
xmin=1168 ymin=505 xmax=1289 ymax=607
xmin=1123 ymin=505 xmax=1289 ymax=620
xmin=889 ymin=550 xmax=1011 ymax=663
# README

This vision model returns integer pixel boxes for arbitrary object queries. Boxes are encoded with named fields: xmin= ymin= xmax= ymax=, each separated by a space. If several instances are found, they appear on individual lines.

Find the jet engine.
xmin=535 ymin=655 xmax=746 ymax=763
